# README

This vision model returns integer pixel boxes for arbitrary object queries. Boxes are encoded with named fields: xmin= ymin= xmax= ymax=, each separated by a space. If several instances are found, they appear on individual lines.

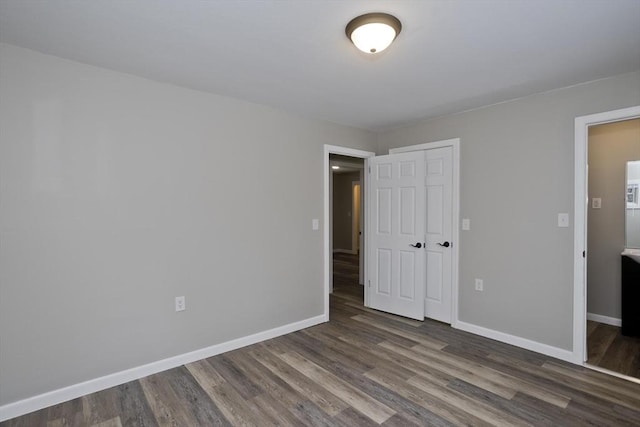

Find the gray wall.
xmin=332 ymin=171 xmax=360 ymax=251
xmin=587 ymin=119 xmax=640 ymax=319
xmin=0 ymin=44 xmax=375 ymax=405
xmin=377 ymin=71 xmax=640 ymax=350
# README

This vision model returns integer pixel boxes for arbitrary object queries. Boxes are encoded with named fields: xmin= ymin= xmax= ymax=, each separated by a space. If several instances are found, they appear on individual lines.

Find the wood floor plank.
xmin=588 ymin=322 xmax=620 ymax=365
xmin=223 ymin=350 xmax=303 ymax=409
xmin=565 ymin=396 xmax=640 ymax=426
xmin=184 ymin=359 xmax=227 ymax=388
xmin=333 ymin=314 xmax=424 ymax=348
xmin=587 ymin=320 xmax=640 ymax=379
xmin=407 ymin=374 xmax=530 ymax=426
xmin=282 ymin=329 xmax=375 ymax=374
xmin=411 ymin=342 xmax=571 ymax=408
xmin=381 ymin=413 xmax=432 ymax=427
xmin=278 ymin=351 xmax=396 ymax=424
xmin=315 ymin=352 xmax=454 ymax=427
xmin=45 ymin=397 xmax=84 ymax=427
xmin=379 ymin=341 xmax=518 ymax=400
xmin=486 ymin=351 xmax=640 ymax=419
xmin=187 ymin=360 xmax=262 ymax=426
xmin=342 ymin=301 xmax=424 ymax=327
xmin=587 ymin=319 xmax=599 ymax=337
xmin=364 ymin=368 xmax=492 ymax=426
xmin=306 ymin=326 xmax=418 ymax=381
xmin=139 ymin=372 xmax=202 ymax=426
xmin=161 ymin=366 xmax=231 ymax=426
xmin=510 ymin=393 xmax=587 ymax=427
xmin=90 ymin=418 xmax=122 ymax=427
xmin=542 ymin=361 xmax=640 ymax=409
xmin=249 ymin=345 xmax=349 ymax=416
xmin=600 ymin=333 xmax=640 ymax=375
xmin=445 ymin=345 xmax=574 ymax=409
xmin=333 ymin=407 xmax=379 ymax=427
xmin=81 ymin=387 xmax=121 ymax=426
xmin=206 ymin=355 xmax=263 ymax=400
xmin=114 ymin=381 xmax=158 ymax=427
xmin=248 ymin=394 xmax=301 ymax=427
xmin=287 ymin=400 xmax=339 ymax=427
xmin=205 ymin=382 xmax=263 ymax=426
xmin=3 ymin=409 xmax=49 ymax=427
xmin=352 ymin=314 xmax=448 ymax=350
xmin=337 ymin=335 xmax=456 ymax=385
xmin=447 ymin=379 xmax=561 ymax=426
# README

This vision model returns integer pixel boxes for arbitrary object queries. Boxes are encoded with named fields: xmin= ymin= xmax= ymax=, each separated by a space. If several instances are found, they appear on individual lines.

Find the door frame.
xmin=573 ymin=105 xmax=640 ymax=364
xmin=389 ymin=138 xmax=460 ymax=326
xmin=324 ymin=145 xmax=375 ymax=321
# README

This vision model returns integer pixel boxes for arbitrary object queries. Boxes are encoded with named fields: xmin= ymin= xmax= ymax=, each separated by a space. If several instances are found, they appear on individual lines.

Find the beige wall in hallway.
xmin=588 ymin=118 xmax=640 ymax=319
xmin=333 ymin=171 xmax=361 ymax=251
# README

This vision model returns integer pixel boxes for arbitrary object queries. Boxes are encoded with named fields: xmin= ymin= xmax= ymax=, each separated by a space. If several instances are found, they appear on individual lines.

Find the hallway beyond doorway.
xmin=332 ymin=252 xmax=362 ymax=303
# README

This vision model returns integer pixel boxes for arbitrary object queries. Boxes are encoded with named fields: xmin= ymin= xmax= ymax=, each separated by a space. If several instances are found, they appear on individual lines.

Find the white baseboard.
xmin=587 ymin=312 xmax=622 ymax=327
xmin=333 ymin=249 xmax=357 ymax=255
xmin=0 ymin=314 xmax=326 ymax=422
xmin=454 ymin=321 xmax=574 ymax=364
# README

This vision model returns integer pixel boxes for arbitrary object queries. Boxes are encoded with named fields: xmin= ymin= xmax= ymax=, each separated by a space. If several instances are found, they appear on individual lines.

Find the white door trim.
xmin=389 ymin=138 xmax=460 ymax=327
xmin=573 ymin=106 xmax=640 ymax=364
xmin=324 ymin=145 xmax=375 ymax=321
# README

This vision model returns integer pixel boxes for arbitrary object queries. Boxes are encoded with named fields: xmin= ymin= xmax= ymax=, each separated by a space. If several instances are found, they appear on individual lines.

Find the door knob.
xmin=437 ymin=241 xmax=450 ymax=248
xmin=410 ymin=242 xmax=422 ymax=248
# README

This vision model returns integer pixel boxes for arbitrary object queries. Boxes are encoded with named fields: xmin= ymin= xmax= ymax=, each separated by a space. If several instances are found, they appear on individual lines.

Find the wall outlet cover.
xmin=558 ymin=213 xmax=570 ymax=228
xmin=175 ymin=296 xmax=186 ymax=312
xmin=462 ymin=218 xmax=470 ymax=230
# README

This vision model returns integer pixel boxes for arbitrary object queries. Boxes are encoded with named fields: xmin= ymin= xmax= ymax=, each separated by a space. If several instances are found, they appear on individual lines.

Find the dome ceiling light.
xmin=345 ymin=13 xmax=402 ymax=54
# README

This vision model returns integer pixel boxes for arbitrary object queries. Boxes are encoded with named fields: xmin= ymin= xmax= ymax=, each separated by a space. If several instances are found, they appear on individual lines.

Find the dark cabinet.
xmin=621 ymin=255 xmax=640 ymax=336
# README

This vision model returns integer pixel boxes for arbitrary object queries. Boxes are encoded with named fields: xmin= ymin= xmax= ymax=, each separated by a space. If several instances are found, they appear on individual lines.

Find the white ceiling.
xmin=1 ymin=0 xmax=639 ymax=131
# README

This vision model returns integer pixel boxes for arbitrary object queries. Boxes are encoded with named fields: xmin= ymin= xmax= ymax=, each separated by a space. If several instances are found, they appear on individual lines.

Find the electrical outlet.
xmin=592 ymin=198 xmax=602 ymax=209
xmin=462 ymin=218 xmax=470 ymax=230
xmin=475 ymin=279 xmax=483 ymax=291
xmin=558 ymin=213 xmax=569 ymax=228
xmin=175 ymin=296 xmax=186 ymax=312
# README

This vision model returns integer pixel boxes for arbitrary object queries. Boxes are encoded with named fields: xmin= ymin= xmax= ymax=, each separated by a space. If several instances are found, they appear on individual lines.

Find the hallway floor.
xmin=587 ymin=320 xmax=640 ymax=379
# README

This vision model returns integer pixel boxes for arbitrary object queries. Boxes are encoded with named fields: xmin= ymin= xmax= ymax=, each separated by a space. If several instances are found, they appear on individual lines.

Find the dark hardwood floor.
xmin=333 ymin=252 xmax=363 ymax=302
xmin=3 ymin=255 xmax=640 ymax=426
xmin=588 ymin=320 xmax=640 ymax=379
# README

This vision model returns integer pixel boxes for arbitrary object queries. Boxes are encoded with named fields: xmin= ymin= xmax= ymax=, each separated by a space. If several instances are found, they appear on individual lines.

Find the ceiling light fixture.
xmin=332 ymin=165 xmax=340 ymax=170
xmin=346 ymin=12 xmax=402 ymax=54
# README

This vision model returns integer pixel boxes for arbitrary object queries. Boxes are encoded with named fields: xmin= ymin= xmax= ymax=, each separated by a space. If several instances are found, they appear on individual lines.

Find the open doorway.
xmin=586 ymin=118 xmax=640 ymax=379
xmin=330 ymin=154 xmax=365 ymax=305
xmin=323 ymin=145 xmax=375 ymax=320
xmin=574 ymin=105 xmax=640 ymax=379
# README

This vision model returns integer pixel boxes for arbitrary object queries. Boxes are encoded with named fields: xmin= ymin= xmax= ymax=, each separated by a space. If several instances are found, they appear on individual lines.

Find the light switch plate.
xmin=175 ymin=296 xmax=186 ymax=312
xmin=312 ymin=219 xmax=319 ymax=231
xmin=558 ymin=213 xmax=569 ymax=228
xmin=462 ymin=219 xmax=470 ymax=231
xmin=592 ymin=198 xmax=602 ymax=209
